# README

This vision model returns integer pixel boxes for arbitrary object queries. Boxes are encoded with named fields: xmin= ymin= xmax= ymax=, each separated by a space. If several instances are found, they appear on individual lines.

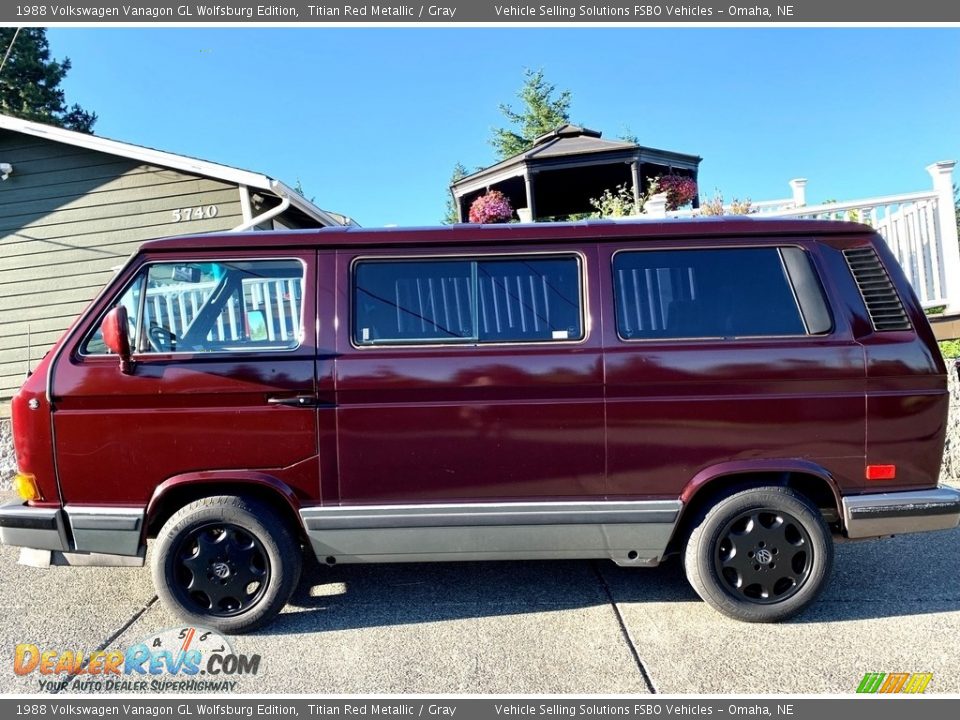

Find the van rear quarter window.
xmin=613 ymin=246 xmax=830 ymax=340
xmin=353 ymin=255 xmax=583 ymax=345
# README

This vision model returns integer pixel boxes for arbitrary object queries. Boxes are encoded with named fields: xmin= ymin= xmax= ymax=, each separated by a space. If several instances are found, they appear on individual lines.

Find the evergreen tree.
xmin=490 ymin=69 xmax=571 ymax=160
xmin=0 ymin=28 xmax=96 ymax=133
xmin=955 ymin=183 xmax=959 ymax=240
xmin=442 ymin=162 xmax=469 ymax=224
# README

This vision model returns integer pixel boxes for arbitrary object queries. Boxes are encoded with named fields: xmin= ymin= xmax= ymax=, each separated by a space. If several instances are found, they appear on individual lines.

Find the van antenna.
xmin=25 ymin=324 xmax=32 ymax=378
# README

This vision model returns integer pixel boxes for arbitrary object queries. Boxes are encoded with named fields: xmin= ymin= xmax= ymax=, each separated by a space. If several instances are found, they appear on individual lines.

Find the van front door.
xmin=50 ymin=252 xmax=321 ymax=534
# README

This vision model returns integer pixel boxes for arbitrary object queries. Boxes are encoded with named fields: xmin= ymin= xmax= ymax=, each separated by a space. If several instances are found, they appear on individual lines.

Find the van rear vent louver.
xmin=843 ymin=247 xmax=911 ymax=331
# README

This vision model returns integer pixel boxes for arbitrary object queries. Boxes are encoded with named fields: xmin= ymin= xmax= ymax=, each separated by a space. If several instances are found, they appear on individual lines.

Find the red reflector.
xmin=866 ymin=464 xmax=896 ymax=480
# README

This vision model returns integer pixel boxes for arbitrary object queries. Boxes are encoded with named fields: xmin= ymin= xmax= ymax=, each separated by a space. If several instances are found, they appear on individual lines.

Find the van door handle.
xmin=267 ymin=394 xmax=323 ymax=408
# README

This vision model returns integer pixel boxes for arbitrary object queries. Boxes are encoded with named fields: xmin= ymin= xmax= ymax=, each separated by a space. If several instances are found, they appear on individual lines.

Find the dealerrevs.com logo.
xmin=856 ymin=673 xmax=933 ymax=694
xmin=14 ymin=627 xmax=261 ymax=692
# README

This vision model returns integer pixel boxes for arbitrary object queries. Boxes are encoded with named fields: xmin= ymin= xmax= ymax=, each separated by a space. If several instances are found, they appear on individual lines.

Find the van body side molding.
xmin=65 ymin=506 xmax=145 ymax=557
xmin=842 ymin=487 xmax=960 ymax=539
xmin=299 ymin=500 xmax=682 ymax=567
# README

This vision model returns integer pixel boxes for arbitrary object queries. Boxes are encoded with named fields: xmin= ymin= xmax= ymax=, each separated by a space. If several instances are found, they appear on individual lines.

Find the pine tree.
xmin=442 ymin=162 xmax=469 ymax=224
xmin=490 ymin=69 xmax=572 ymax=160
xmin=0 ymin=28 xmax=97 ymax=133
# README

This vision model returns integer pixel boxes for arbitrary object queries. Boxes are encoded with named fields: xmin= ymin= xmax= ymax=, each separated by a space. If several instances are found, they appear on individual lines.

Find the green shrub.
xmin=938 ymin=340 xmax=960 ymax=359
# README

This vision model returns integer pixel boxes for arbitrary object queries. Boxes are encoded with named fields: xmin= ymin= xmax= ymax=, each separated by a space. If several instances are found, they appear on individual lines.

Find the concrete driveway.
xmin=1 ymin=495 xmax=958 ymax=695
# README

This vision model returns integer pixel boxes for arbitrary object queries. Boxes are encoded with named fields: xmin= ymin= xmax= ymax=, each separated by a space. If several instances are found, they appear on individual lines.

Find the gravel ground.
xmin=0 ymin=417 xmax=13 ymax=492
xmin=940 ymin=361 xmax=960 ymax=484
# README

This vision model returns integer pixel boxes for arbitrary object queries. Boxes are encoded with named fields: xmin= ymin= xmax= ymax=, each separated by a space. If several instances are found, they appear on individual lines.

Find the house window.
xmin=354 ymin=255 xmax=583 ymax=345
xmin=613 ymin=247 xmax=829 ymax=340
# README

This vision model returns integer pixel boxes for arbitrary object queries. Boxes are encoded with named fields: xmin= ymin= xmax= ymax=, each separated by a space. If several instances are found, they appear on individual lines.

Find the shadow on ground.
xmin=258 ymin=525 xmax=960 ymax=636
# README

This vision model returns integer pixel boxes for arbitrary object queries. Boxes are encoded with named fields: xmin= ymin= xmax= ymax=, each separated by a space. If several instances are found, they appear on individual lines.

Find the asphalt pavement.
xmin=1 ymin=495 xmax=958 ymax=695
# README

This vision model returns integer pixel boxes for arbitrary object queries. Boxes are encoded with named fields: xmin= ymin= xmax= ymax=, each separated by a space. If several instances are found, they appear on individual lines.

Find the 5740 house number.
xmin=172 ymin=206 xmax=219 ymax=222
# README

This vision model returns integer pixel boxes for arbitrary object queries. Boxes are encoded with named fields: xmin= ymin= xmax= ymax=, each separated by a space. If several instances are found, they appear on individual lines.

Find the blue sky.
xmin=47 ymin=28 xmax=960 ymax=227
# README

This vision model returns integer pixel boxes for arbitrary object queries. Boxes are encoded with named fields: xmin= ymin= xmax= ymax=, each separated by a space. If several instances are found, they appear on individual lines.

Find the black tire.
xmin=151 ymin=495 xmax=302 ymax=634
xmin=683 ymin=486 xmax=833 ymax=622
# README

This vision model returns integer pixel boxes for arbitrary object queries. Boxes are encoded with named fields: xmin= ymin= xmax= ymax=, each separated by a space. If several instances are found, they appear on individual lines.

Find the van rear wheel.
xmin=684 ymin=486 xmax=833 ymax=622
xmin=152 ymin=495 xmax=301 ymax=634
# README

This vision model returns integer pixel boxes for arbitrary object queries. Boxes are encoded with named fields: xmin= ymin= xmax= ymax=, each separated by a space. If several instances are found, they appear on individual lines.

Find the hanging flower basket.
xmin=657 ymin=175 xmax=698 ymax=211
xmin=469 ymin=190 xmax=514 ymax=224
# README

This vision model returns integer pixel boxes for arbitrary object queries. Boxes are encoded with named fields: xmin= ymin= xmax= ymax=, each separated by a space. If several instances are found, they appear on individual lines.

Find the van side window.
xmin=81 ymin=259 xmax=305 ymax=355
xmin=354 ymin=255 xmax=583 ymax=345
xmin=613 ymin=248 xmax=830 ymax=340
xmin=81 ymin=274 xmax=145 ymax=355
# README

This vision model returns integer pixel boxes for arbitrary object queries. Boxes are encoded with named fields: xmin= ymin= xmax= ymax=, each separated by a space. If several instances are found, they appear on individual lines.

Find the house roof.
xmin=0 ymin=113 xmax=350 ymax=227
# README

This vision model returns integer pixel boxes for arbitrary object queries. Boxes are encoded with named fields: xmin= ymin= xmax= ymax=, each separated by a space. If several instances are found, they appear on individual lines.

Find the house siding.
xmin=0 ymin=132 xmax=244 ymax=401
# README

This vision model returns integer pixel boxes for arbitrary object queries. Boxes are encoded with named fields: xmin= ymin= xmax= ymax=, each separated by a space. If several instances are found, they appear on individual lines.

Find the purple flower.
xmin=469 ymin=190 xmax=515 ymax=224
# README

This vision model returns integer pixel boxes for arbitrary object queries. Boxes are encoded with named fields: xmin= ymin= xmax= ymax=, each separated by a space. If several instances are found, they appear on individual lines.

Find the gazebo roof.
xmin=458 ymin=125 xmax=637 ymax=185
xmin=455 ymin=125 xmax=700 ymax=192
xmin=451 ymin=123 xmax=702 ymax=221
xmin=528 ymin=124 xmax=637 ymax=157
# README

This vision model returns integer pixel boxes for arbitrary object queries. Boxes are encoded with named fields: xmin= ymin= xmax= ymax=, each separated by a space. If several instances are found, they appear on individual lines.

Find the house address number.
xmin=172 ymin=206 xmax=219 ymax=223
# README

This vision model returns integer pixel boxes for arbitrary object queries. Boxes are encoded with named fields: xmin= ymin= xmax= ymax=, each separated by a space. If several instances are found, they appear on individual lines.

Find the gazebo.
xmin=451 ymin=124 xmax=702 ymax=222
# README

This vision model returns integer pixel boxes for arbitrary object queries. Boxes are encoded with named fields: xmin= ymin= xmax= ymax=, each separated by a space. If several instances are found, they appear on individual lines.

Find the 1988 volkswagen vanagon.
xmin=2 ymin=218 xmax=959 ymax=632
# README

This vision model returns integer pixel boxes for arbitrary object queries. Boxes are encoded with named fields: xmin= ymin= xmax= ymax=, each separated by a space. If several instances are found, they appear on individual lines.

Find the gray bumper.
xmin=843 ymin=487 xmax=960 ymax=539
xmin=0 ymin=502 xmax=69 ymax=552
xmin=0 ymin=503 xmax=144 ymax=556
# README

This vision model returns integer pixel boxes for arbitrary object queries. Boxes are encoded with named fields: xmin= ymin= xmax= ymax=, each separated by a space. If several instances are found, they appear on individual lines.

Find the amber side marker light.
xmin=12 ymin=472 xmax=40 ymax=502
xmin=866 ymin=465 xmax=897 ymax=481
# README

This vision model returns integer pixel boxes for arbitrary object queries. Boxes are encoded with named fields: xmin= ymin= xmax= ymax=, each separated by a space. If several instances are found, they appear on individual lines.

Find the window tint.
xmin=82 ymin=275 xmax=144 ymax=355
xmin=82 ymin=259 xmax=304 ymax=355
xmin=613 ymin=248 xmax=819 ymax=340
xmin=781 ymin=248 xmax=833 ymax=334
xmin=477 ymin=258 xmax=582 ymax=342
xmin=355 ymin=261 xmax=475 ymax=344
xmin=354 ymin=256 xmax=583 ymax=345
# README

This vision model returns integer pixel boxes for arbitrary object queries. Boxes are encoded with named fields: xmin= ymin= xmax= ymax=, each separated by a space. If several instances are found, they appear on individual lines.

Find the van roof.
xmin=143 ymin=217 xmax=874 ymax=252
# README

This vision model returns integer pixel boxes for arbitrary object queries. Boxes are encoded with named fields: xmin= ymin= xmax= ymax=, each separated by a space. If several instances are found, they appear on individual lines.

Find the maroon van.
xmin=2 ymin=218 xmax=958 ymax=632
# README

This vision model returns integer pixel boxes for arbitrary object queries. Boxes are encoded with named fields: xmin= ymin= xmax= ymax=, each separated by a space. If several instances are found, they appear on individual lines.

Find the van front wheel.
xmin=152 ymin=495 xmax=302 ymax=634
xmin=684 ymin=486 xmax=833 ymax=622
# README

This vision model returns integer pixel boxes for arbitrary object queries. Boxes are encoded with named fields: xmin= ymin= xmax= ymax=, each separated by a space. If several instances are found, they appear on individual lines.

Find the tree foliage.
xmin=0 ymin=28 xmax=96 ymax=133
xmin=954 ymin=183 xmax=959 ymax=239
xmin=442 ymin=162 xmax=469 ymax=224
xmin=490 ymin=69 xmax=571 ymax=160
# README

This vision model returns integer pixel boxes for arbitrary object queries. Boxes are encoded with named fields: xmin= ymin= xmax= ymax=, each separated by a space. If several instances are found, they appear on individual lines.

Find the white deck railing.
xmin=643 ymin=161 xmax=960 ymax=313
xmin=146 ymin=277 xmax=302 ymax=342
xmin=775 ymin=191 xmax=946 ymax=308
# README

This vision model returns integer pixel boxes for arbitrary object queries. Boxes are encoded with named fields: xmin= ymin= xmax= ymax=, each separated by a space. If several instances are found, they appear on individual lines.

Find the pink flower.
xmin=657 ymin=175 xmax=698 ymax=211
xmin=469 ymin=190 xmax=514 ymax=224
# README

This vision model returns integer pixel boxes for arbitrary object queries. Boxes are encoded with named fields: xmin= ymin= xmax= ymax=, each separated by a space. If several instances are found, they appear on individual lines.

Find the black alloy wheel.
xmin=712 ymin=508 xmax=813 ymax=604
xmin=684 ymin=486 xmax=833 ymax=622
xmin=173 ymin=522 xmax=271 ymax=616
xmin=152 ymin=495 xmax=302 ymax=634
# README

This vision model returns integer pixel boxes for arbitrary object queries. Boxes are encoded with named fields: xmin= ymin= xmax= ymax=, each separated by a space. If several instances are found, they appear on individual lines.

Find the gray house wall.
xmin=0 ymin=131 xmax=245 ymax=402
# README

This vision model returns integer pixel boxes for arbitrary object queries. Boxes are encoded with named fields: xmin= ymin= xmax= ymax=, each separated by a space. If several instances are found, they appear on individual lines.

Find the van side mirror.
xmin=101 ymin=306 xmax=133 ymax=374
